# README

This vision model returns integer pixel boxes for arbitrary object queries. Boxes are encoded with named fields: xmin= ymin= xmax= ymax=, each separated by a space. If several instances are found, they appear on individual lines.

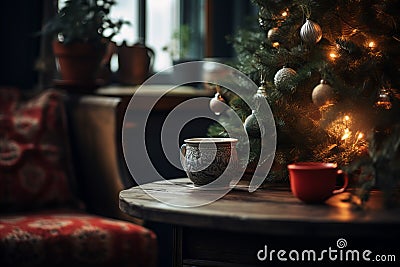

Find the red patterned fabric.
xmin=0 ymin=88 xmax=158 ymax=266
xmin=0 ymin=210 xmax=157 ymax=267
xmin=0 ymin=88 xmax=82 ymax=212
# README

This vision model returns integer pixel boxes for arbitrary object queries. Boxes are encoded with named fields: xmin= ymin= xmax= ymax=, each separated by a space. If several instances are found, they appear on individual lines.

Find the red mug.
xmin=287 ymin=162 xmax=348 ymax=204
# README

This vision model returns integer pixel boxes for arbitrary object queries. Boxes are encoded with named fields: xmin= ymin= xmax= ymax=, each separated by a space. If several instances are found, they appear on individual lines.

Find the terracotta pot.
xmin=52 ymin=40 xmax=107 ymax=82
xmin=117 ymin=42 xmax=154 ymax=85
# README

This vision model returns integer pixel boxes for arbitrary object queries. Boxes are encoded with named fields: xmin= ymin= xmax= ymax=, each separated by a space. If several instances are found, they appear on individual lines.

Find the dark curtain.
xmin=0 ymin=1 xmax=43 ymax=90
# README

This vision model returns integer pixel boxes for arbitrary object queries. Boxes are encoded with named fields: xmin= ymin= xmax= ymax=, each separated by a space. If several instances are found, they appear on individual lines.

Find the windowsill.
xmin=96 ymin=83 xmax=214 ymax=111
xmin=96 ymin=83 xmax=214 ymax=97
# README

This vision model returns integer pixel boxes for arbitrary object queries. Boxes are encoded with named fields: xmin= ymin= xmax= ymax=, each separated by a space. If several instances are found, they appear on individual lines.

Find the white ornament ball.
xmin=312 ymin=80 xmax=336 ymax=107
xmin=209 ymin=93 xmax=228 ymax=115
xmin=300 ymin=19 xmax=322 ymax=44
xmin=274 ymin=67 xmax=297 ymax=91
xmin=267 ymin=27 xmax=280 ymax=42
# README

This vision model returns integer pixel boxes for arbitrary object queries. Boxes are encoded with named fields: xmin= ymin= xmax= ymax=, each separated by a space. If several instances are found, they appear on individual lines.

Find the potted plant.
xmin=162 ymin=24 xmax=192 ymax=65
xmin=41 ymin=0 xmax=129 ymax=86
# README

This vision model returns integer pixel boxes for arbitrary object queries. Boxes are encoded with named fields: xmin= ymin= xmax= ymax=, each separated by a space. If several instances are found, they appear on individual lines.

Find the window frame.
xmin=38 ymin=0 xmax=256 ymax=89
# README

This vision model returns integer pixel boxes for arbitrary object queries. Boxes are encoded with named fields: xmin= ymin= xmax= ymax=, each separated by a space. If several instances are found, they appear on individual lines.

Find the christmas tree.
xmin=208 ymin=0 xmax=400 ymax=205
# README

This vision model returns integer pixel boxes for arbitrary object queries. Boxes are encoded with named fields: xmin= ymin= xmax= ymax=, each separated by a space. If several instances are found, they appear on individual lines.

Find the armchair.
xmin=0 ymin=88 xmax=157 ymax=267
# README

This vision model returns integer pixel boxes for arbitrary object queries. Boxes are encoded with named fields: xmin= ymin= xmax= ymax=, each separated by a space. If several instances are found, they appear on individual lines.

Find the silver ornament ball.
xmin=300 ymin=19 xmax=322 ymax=44
xmin=311 ymin=80 xmax=336 ymax=107
xmin=274 ymin=67 xmax=297 ymax=91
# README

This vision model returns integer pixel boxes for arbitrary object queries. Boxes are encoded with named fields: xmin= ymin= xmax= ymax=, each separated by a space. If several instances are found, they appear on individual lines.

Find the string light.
xmin=367 ymin=41 xmax=377 ymax=52
xmin=341 ymin=115 xmax=352 ymax=141
xmin=329 ymin=52 xmax=337 ymax=60
xmin=341 ymin=128 xmax=351 ymax=140
xmin=272 ymin=42 xmax=280 ymax=48
xmin=327 ymin=114 xmax=366 ymax=153
xmin=319 ymin=114 xmax=368 ymax=164
xmin=368 ymin=41 xmax=375 ymax=48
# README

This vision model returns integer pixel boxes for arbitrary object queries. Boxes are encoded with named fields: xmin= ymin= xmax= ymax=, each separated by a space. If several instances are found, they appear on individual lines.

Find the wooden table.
xmin=119 ymin=178 xmax=400 ymax=267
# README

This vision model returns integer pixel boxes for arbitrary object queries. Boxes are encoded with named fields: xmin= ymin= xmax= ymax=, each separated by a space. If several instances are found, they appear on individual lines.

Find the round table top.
xmin=119 ymin=178 xmax=400 ymax=237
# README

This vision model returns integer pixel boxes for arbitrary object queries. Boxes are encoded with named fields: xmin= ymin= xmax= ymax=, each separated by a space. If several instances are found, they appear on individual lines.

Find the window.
xmin=146 ymin=0 xmax=180 ymax=71
xmin=43 ymin=0 xmax=255 ymax=88
xmin=109 ymin=0 xmax=181 ymax=71
xmin=107 ymin=1 xmax=139 ymax=46
xmin=59 ymin=0 xmax=181 ymax=72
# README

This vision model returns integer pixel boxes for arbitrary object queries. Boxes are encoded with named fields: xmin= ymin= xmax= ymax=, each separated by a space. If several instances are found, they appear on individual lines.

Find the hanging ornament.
xmin=244 ymin=110 xmax=261 ymax=138
xmin=274 ymin=66 xmax=297 ymax=92
xmin=267 ymin=27 xmax=280 ymax=43
xmin=300 ymin=19 xmax=322 ymax=44
xmin=311 ymin=80 xmax=336 ymax=107
xmin=209 ymin=92 xmax=228 ymax=115
xmin=374 ymin=88 xmax=392 ymax=110
xmin=244 ymin=86 xmax=266 ymax=138
xmin=258 ymin=71 xmax=268 ymax=97
xmin=257 ymin=83 xmax=268 ymax=97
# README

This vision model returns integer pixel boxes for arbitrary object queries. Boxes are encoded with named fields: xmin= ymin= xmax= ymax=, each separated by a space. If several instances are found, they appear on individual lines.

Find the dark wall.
xmin=0 ymin=1 xmax=43 ymax=90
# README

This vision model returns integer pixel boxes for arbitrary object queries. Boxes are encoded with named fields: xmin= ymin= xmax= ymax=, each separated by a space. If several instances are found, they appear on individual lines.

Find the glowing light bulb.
xmin=272 ymin=42 xmax=280 ymax=48
xmin=344 ymin=115 xmax=350 ymax=121
xmin=329 ymin=52 xmax=337 ymax=59
xmin=341 ymin=128 xmax=350 ymax=140
xmin=368 ymin=41 xmax=376 ymax=49
xmin=281 ymin=10 xmax=288 ymax=17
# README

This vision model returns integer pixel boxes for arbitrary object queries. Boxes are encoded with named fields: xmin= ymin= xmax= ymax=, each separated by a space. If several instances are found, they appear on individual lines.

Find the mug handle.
xmin=332 ymin=169 xmax=349 ymax=194
xmin=180 ymin=144 xmax=187 ymax=171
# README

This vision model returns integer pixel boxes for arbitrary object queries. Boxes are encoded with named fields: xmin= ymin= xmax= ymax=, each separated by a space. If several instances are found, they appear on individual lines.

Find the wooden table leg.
xmin=173 ymin=226 xmax=183 ymax=267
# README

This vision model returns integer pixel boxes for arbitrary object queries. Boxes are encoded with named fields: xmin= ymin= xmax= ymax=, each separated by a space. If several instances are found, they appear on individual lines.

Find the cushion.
xmin=0 ymin=88 xmax=82 ymax=212
xmin=0 ymin=210 xmax=157 ymax=267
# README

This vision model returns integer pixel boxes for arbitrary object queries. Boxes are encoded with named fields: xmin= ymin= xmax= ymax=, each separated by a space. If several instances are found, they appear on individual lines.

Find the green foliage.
xmin=41 ymin=0 xmax=129 ymax=44
xmin=162 ymin=24 xmax=192 ymax=60
xmin=211 ymin=0 xmax=400 ymax=196
xmin=345 ymin=124 xmax=400 ymax=207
